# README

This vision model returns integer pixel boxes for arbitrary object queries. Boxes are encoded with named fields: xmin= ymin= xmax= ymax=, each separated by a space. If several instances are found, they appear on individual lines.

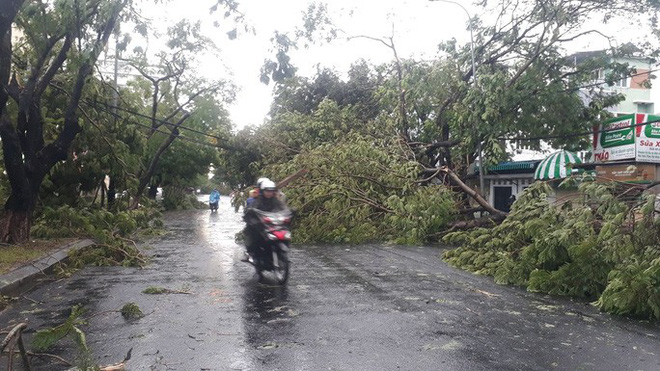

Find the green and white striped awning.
xmin=534 ymin=150 xmax=582 ymax=180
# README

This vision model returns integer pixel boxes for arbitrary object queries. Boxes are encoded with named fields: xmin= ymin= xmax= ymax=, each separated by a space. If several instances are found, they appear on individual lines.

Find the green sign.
xmin=601 ymin=128 xmax=634 ymax=147
xmin=600 ymin=116 xmax=634 ymax=148
xmin=593 ymin=114 xmax=637 ymax=162
xmin=644 ymin=122 xmax=660 ymax=138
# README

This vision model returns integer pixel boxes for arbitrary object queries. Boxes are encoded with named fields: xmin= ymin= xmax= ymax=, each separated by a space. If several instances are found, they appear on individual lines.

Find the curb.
xmin=0 ymin=239 xmax=95 ymax=297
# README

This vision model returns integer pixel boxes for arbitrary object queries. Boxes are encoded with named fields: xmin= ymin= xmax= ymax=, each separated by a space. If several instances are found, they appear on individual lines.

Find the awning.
xmin=534 ymin=150 xmax=582 ymax=180
xmin=488 ymin=161 xmax=539 ymax=172
xmin=475 ymin=160 xmax=540 ymax=174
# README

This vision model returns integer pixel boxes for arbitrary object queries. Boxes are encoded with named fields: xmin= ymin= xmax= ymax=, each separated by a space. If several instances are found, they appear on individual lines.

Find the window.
xmin=592 ymin=69 xmax=604 ymax=81
xmin=613 ymin=76 xmax=629 ymax=88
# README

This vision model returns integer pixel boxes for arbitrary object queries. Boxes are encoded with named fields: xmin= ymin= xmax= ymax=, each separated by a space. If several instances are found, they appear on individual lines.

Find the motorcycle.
xmin=244 ymin=208 xmax=293 ymax=285
xmin=209 ymin=192 xmax=220 ymax=212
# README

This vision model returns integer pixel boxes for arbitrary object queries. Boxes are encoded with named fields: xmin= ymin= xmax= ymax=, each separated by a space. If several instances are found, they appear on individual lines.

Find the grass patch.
xmin=0 ymin=238 xmax=75 ymax=275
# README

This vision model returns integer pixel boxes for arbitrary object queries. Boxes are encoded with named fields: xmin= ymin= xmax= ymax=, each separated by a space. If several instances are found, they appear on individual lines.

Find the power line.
xmin=499 ymin=116 xmax=660 ymax=142
xmin=49 ymin=79 xmax=232 ymax=146
xmin=85 ymin=99 xmax=229 ymax=143
xmin=129 ymin=119 xmax=228 ymax=149
xmin=81 ymin=100 xmax=232 ymax=150
xmin=560 ymin=67 xmax=660 ymax=94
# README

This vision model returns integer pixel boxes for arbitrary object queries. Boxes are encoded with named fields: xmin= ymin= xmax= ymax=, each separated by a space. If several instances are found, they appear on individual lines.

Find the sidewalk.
xmin=0 ymin=239 xmax=94 ymax=297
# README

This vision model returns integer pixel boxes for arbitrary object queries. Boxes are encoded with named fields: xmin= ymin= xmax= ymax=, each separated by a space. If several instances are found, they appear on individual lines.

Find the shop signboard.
xmin=592 ymin=115 xmax=636 ymax=162
xmin=592 ymin=114 xmax=660 ymax=164
xmin=635 ymin=113 xmax=660 ymax=163
xmin=595 ymin=163 xmax=656 ymax=183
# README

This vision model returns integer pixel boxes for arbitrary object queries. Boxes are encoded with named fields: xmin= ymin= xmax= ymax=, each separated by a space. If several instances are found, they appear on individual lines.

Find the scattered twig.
xmin=474 ymin=289 xmax=500 ymax=298
xmin=2 ymin=350 xmax=72 ymax=366
xmin=22 ymin=296 xmax=42 ymax=305
xmin=1 ymin=323 xmax=30 ymax=371
xmin=28 ymin=261 xmax=48 ymax=276
xmin=1 ymin=323 xmax=27 ymax=353
xmin=415 ymin=167 xmax=442 ymax=184
xmin=98 ymin=347 xmax=132 ymax=371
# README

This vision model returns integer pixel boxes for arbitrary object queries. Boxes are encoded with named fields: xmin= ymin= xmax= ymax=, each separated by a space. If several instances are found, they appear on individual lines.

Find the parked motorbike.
xmin=244 ymin=208 xmax=293 ymax=284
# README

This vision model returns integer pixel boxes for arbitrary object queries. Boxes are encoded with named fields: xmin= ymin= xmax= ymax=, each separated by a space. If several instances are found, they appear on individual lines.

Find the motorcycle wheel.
xmin=254 ymin=250 xmax=269 ymax=282
xmin=272 ymin=245 xmax=289 ymax=285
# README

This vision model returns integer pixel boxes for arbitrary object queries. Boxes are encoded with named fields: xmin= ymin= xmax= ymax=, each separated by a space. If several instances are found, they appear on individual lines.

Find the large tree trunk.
xmin=0 ymin=1 xmax=122 ymax=243
xmin=0 ymin=113 xmax=39 ymax=243
xmin=0 ymin=155 xmax=40 ymax=244
xmin=107 ymin=176 xmax=116 ymax=208
xmin=430 ymin=166 xmax=507 ymax=217
xmin=0 ymin=210 xmax=30 ymax=243
xmin=148 ymin=184 xmax=158 ymax=199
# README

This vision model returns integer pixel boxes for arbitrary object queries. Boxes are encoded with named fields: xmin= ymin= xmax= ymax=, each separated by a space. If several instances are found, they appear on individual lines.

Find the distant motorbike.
xmin=244 ymin=208 xmax=292 ymax=284
xmin=209 ymin=192 xmax=220 ymax=212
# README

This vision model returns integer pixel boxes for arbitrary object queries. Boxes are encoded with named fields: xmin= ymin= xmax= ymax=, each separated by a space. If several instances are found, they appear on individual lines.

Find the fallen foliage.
xmin=443 ymin=180 xmax=660 ymax=320
xmin=30 ymin=205 xmax=161 ymax=270
xmin=120 ymin=303 xmax=143 ymax=320
xmin=269 ymin=133 xmax=457 ymax=244
xmin=142 ymin=286 xmax=192 ymax=295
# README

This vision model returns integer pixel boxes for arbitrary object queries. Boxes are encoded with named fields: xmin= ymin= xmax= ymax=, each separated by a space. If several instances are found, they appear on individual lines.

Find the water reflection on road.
xmin=197 ymin=195 xmax=299 ymax=370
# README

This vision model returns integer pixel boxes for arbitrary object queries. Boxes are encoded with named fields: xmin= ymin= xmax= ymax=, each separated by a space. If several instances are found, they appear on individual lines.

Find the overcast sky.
xmin=138 ymin=0 xmax=651 ymax=130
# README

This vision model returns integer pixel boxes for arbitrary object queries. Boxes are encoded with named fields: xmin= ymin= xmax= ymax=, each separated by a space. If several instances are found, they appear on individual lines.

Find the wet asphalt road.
xmin=1 ymin=196 xmax=659 ymax=371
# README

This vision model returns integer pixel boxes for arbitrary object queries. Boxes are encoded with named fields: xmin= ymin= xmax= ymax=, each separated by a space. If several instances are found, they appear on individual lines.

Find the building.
xmin=475 ymin=161 xmax=539 ymax=212
xmin=570 ymin=49 xmax=654 ymax=115
xmin=472 ymin=49 xmax=660 ymax=211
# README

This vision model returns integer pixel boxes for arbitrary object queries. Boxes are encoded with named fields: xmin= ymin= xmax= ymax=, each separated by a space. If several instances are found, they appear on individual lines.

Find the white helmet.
xmin=256 ymin=177 xmax=270 ymax=188
xmin=260 ymin=180 xmax=277 ymax=191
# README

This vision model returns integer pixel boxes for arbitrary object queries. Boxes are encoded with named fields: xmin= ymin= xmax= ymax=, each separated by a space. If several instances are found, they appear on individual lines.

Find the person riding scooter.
xmin=209 ymin=189 xmax=220 ymax=212
xmin=242 ymin=180 xmax=287 ymax=261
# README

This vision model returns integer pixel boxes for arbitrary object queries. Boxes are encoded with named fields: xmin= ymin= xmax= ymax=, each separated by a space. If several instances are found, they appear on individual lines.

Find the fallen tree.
xmin=268 ymin=133 xmax=458 ymax=244
xmin=443 ymin=180 xmax=660 ymax=320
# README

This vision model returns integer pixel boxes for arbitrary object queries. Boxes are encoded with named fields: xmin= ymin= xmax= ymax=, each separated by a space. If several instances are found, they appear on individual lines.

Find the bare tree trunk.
xmin=100 ymin=180 xmax=106 ymax=207
xmin=0 ymin=210 xmax=30 ymax=243
xmin=131 ymin=114 xmax=189 ymax=209
xmin=107 ymin=176 xmax=116 ymax=208
xmin=433 ymin=166 xmax=506 ymax=217
xmin=148 ymin=184 xmax=158 ymax=199
xmin=276 ymin=169 xmax=309 ymax=189
xmin=0 ymin=114 xmax=37 ymax=243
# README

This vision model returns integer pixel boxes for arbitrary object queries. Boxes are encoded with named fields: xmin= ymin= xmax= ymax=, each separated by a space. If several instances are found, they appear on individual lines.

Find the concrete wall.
xmin=606 ymin=57 xmax=653 ymax=114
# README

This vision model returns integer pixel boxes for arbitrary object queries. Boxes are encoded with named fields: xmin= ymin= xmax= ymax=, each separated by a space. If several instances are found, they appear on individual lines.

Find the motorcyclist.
xmin=250 ymin=180 xmax=286 ymax=213
xmin=241 ymin=180 xmax=287 ymax=261
xmin=209 ymin=189 xmax=220 ymax=211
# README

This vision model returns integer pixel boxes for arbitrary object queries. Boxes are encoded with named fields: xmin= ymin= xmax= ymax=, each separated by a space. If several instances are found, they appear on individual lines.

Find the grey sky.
xmin=139 ymin=0 xmax=654 ymax=130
